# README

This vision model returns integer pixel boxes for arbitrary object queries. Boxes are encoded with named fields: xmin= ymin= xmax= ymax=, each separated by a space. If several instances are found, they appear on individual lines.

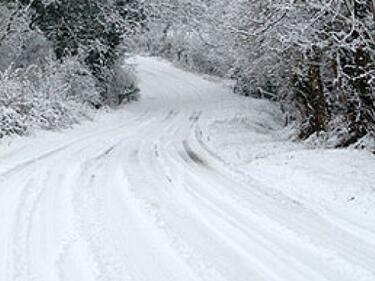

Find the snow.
xmin=1 ymin=56 xmax=375 ymax=281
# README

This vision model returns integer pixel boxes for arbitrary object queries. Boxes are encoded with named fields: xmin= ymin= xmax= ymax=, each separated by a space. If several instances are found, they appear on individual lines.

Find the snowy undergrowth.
xmin=205 ymin=97 xmax=375 ymax=232
xmin=0 ymin=59 xmax=99 ymax=139
xmin=0 ymin=57 xmax=138 ymax=140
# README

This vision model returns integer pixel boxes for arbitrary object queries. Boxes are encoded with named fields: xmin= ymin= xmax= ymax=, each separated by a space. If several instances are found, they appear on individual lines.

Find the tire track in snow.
xmin=12 ymin=170 xmax=49 ymax=281
xmin=72 ymin=148 xmax=132 ymax=281
xmin=55 ymin=233 xmax=80 ymax=281
xmin=120 ymin=150 xmax=226 ymax=281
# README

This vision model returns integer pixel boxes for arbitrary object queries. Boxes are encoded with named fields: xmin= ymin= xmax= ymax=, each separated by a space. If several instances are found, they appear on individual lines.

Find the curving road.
xmin=0 ymin=57 xmax=375 ymax=281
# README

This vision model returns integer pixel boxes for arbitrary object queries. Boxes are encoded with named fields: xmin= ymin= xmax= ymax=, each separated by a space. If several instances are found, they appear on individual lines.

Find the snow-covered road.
xmin=1 ymin=57 xmax=375 ymax=281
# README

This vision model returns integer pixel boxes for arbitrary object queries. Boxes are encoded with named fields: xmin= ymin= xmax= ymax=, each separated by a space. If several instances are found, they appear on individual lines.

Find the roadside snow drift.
xmin=0 ymin=56 xmax=375 ymax=281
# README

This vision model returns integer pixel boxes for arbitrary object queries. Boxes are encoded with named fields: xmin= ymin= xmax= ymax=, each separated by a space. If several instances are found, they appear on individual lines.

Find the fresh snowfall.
xmin=0 ymin=56 xmax=375 ymax=281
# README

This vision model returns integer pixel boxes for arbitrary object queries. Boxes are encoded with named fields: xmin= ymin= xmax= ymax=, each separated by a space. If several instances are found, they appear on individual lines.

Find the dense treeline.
xmin=0 ymin=0 xmax=143 ymax=138
xmin=139 ymin=0 xmax=375 ymax=149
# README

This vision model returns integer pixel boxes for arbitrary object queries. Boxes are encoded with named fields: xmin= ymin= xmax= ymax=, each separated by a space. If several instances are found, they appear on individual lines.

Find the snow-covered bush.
xmin=0 ymin=58 xmax=100 ymax=137
xmin=100 ymin=60 xmax=139 ymax=106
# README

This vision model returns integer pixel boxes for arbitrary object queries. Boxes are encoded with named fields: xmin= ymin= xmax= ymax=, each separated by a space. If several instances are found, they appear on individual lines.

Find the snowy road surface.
xmin=1 ymin=56 xmax=375 ymax=281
